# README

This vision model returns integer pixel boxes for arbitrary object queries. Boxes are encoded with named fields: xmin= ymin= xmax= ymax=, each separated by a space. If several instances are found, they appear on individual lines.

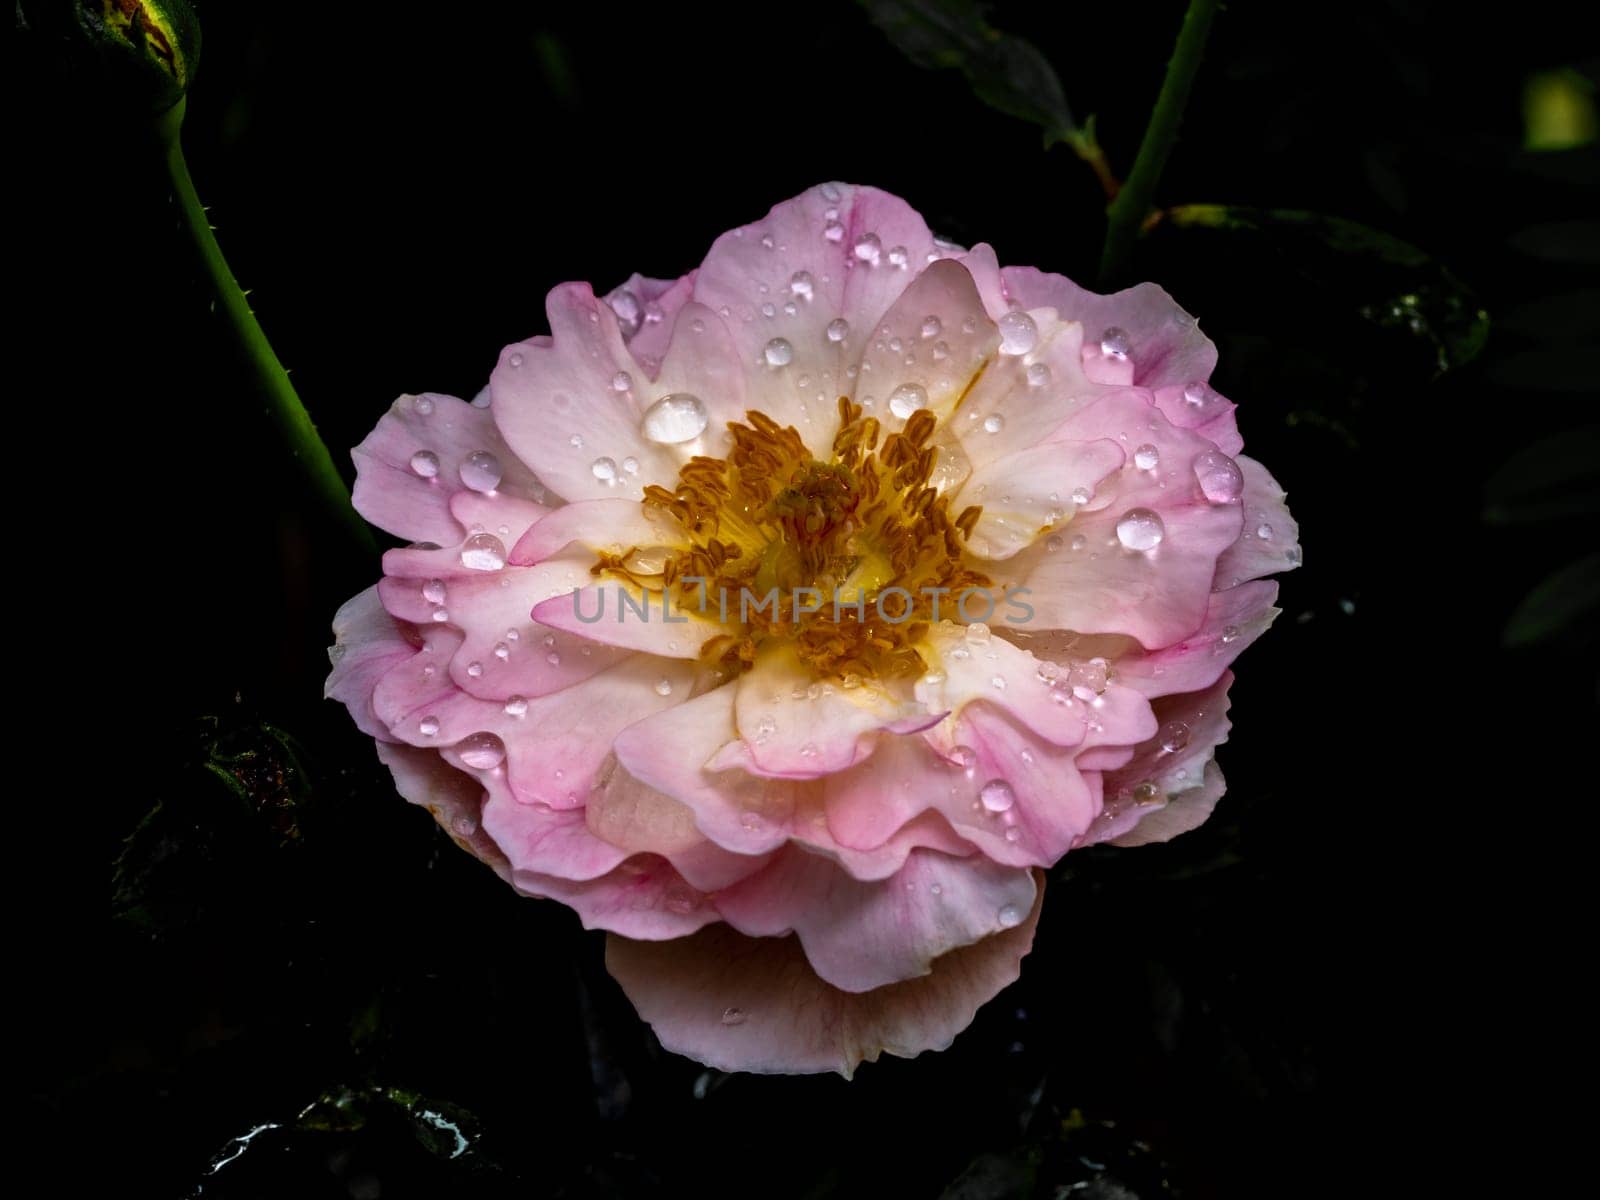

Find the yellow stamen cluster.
xmin=606 ymin=398 xmax=989 ymax=681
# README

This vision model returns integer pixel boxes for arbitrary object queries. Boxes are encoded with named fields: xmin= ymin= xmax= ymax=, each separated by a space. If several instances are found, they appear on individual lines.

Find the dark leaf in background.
xmin=858 ymin=0 xmax=1081 ymax=147
xmin=1502 ymin=553 xmax=1600 ymax=649
xmin=1484 ymin=426 xmax=1600 ymax=525
xmin=1162 ymin=204 xmax=1491 ymax=376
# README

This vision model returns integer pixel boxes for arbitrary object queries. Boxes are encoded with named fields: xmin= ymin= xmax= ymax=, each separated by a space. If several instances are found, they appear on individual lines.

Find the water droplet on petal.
xmin=997 ymin=311 xmax=1038 ymax=356
xmin=721 ymin=1006 xmax=747 ymax=1026
xmin=983 ymin=414 xmax=1005 ymax=434
xmin=853 ymin=233 xmax=882 ymax=265
xmin=888 ymin=383 xmax=928 ymax=420
xmin=825 ymin=318 xmax=850 ymax=343
xmin=978 ymin=777 xmax=1016 ymax=813
xmin=422 ymin=579 xmax=447 ymax=604
xmin=965 ymin=622 xmax=991 ymax=644
xmin=503 ymin=696 xmax=528 ymax=717
xmin=790 ymin=270 xmax=815 ymax=301
xmin=641 ymin=393 xmax=709 ymax=444
xmin=622 ymin=456 xmax=640 ymax=475
xmin=654 ymin=677 xmax=674 ymax=697
xmin=418 ymin=716 xmax=440 ymax=737
xmin=1134 ymin=443 xmax=1160 ymax=471
xmin=460 ymin=532 xmax=507 ymax=571
xmin=414 ymin=395 xmax=436 ymax=416
xmin=1257 ymin=522 xmax=1275 ymax=540
xmin=1026 ymin=362 xmax=1051 ymax=388
xmin=824 ymin=220 xmax=845 ymax=243
xmin=997 ymin=903 xmax=1024 ymax=928
xmin=611 ymin=371 xmax=633 ymax=392
xmin=1116 ymin=507 xmax=1165 ymax=551
xmin=1100 ymin=327 xmax=1132 ymax=359
xmin=409 ymin=450 xmax=440 ymax=478
xmin=1193 ymin=450 xmax=1244 ymax=503
xmin=456 ymin=731 xmax=506 ymax=769
xmin=1159 ymin=721 xmax=1191 ymax=752
xmin=763 ymin=337 xmax=794 ymax=367
xmin=460 ymin=451 xmax=503 ymax=493
xmin=920 ymin=315 xmax=942 ymax=339
xmin=591 ymin=456 xmax=618 ymax=483
xmin=1221 ymin=624 xmax=1241 ymax=644
xmin=950 ymin=745 xmax=977 ymax=772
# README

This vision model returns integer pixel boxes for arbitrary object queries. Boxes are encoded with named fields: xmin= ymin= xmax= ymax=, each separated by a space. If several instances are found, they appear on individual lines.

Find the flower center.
xmin=602 ymin=398 xmax=989 ymax=682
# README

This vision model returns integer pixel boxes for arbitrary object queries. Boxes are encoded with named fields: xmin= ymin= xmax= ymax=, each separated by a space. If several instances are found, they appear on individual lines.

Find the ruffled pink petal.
xmin=999 ymin=269 xmax=1218 ymax=391
xmin=373 ymin=741 xmax=508 ymax=881
xmin=717 ymin=645 xmax=915 ymax=778
xmin=351 ymin=392 xmax=547 ymax=544
xmin=713 ymin=847 xmax=1037 ymax=992
xmin=1152 ymin=381 xmax=1242 ymax=456
xmin=376 ymin=556 xmax=627 ymax=700
xmin=603 ymin=271 xmax=696 ymax=371
xmin=917 ymin=623 xmax=1090 ymax=747
xmin=1113 ymin=581 xmax=1279 ymax=698
xmin=531 ymin=584 xmax=726 ymax=658
xmin=481 ymin=793 xmax=627 ymax=881
xmin=490 ymin=283 xmax=685 ymax=501
xmin=515 ymin=856 xmax=720 ymax=940
xmin=690 ymin=183 xmax=938 ymax=454
xmin=1084 ymin=673 xmax=1234 ymax=846
xmin=947 ymin=314 xmax=1103 ymax=473
xmin=956 ymin=438 xmax=1125 ymax=560
xmin=605 ymin=875 xmax=1042 ymax=1077
xmin=326 ymin=586 xmax=419 ymax=740
xmin=613 ymin=687 xmax=970 ymax=874
xmin=1111 ymin=759 xmax=1226 ymax=847
xmin=852 ymin=259 xmax=997 ymax=426
xmin=509 ymin=498 xmax=684 ymax=566
xmin=999 ymin=394 xmax=1246 ymax=646
xmin=1212 ymin=456 xmax=1303 ymax=587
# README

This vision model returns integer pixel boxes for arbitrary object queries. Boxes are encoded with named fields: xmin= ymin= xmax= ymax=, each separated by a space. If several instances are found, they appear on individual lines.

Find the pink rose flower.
xmin=327 ymin=184 xmax=1300 ymax=1076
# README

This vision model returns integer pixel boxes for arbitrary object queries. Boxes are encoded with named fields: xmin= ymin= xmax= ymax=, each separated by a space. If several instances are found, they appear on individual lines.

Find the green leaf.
xmin=1164 ymin=205 xmax=1491 ymax=374
xmin=1485 ymin=426 xmax=1600 ymax=524
xmin=858 ymin=0 xmax=1079 ymax=147
xmin=1504 ymin=554 xmax=1600 ymax=648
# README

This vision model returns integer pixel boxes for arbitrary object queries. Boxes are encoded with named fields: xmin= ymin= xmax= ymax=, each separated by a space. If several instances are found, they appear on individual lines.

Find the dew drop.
xmin=1193 ymin=450 xmax=1245 ymax=503
xmin=456 ymin=731 xmax=506 ymax=770
xmin=503 ymin=696 xmax=528 ymax=718
xmin=641 ymin=393 xmax=709 ymax=444
xmin=409 ymin=450 xmax=440 ymax=478
xmin=591 ymin=456 xmax=618 ymax=483
xmin=1133 ymin=443 xmax=1160 ymax=471
xmin=997 ymin=311 xmax=1038 ymax=356
xmin=997 ymin=903 xmax=1024 ymax=928
xmin=611 ymin=371 xmax=632 ymax=392
xmin=826 ymin=318 xmax=850 ymax=343
xmin=852 ymin=233 xmax=882 ymax=265
xmin=980 ymin=779 xmax=1017 ymax=812
xmin=1026 ymin=362 xmax=1051 ymax=388
xmin=720 ymin=1007 xmax=747 ymax=1026
xmin=823 ymin=220 xmax=845 ymax=243
xmin=654 ymin=677 xmax=674 ymax=696
xmin=1116 ymin=507 xmax=1165 ymax=551
xmin=888 ymin=382 xmax=928 ymax=420
xmin=887 ymin=245 xmax=909 ymax=268
xmin=1100 ymin=327 xmax=1132 ymax=359
xmin=460 ymin=451 xmax=503 ymax=493
xmin=466 ymin=661 xmax=484 ymax=678
xmin=983 ymin=414 xmax=1005 ymax=434
xmin=1256 ymin=522 xmax=1275 ymax=540
xmin=920 ymin=315 xmax=942 ymax=339
xmin=421 ymin=579 xmax=447 ymax=604
xmin=460 ymin=532 xmax=507 ymax=571
xmin=965 ymin=621 xmax=991 ymax=644
xmin=763 ymin=337 xmax=794 ymax=367
xmin=790 ymin=270 xmax=815 ymax=300
xmin=1159 ymin=721 xmax=1191 ymax=753
xmin=418 ymin=716 xmax=440 ymax=737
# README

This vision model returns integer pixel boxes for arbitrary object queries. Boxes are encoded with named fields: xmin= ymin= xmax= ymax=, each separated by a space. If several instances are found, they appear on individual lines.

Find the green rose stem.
xmin=1098 ymin=0 xmax=1220 ymax=284
xmin=157 ymin=99 xmax=377 ymax=558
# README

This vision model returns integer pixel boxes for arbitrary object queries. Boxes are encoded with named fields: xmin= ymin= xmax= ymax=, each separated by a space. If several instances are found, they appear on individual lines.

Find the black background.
xmin=16 ymin=1 xmax=1597 ymax=1196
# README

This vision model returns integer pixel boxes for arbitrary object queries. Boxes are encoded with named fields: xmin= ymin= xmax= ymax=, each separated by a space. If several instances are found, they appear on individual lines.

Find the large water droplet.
xmin=888 ymin=382 xmax=928 ymax=420
xmin=409 ymin=450 xmax=440 ymax=478
xmin=826 ymin=318 xmax=850 ymax=343
xmin=418 ymin=715 xmax=440 ymax=737
xmin=456 ymin=731 xmax=507 ymax=769
xmin=591 ymin=456 xmax=618 ymax=483
xmin=460 ymin=532 xmax=507 ymax=571
xmin=460 ymin=451 xmax=503 ymax=493
xmin=641 ymin=393 xmax=709 ymax=444
xmin=1116 ymin=507 xmax=1165 ymax=551
xmin=790 ymin=270 xmax=815 ymax=300
xmin=1192 ymin=450 xmax=1244 ymax=503
xmin=853 ymin=233 xmax=882 ymax=265
xmin=997 ymin=311 xmax=1038 ymax=356
xmin=1133 ymin=443 xmax=1160 ymax=471
xmin=763 ymin=337 xmax=794 ymax=367
xmin=503 ymin=696 xmax=528 ymax=717
xmin=422 ymin=579 xmax=447 ymax=604
xmin=997 ymin=903 xmax=1024 ymax=928
xmin=980 ymin=779 xmax=1016 ymax=812
xmin=654 ymin=677 xmax=674 ymax=696
xmin=609 ymin=289 xmax=642 ymax=338
xmin=983 ymin=414 xmax=1005 ymax=434
xmin=1100 ymin=327 xmax=1132 ymax=359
